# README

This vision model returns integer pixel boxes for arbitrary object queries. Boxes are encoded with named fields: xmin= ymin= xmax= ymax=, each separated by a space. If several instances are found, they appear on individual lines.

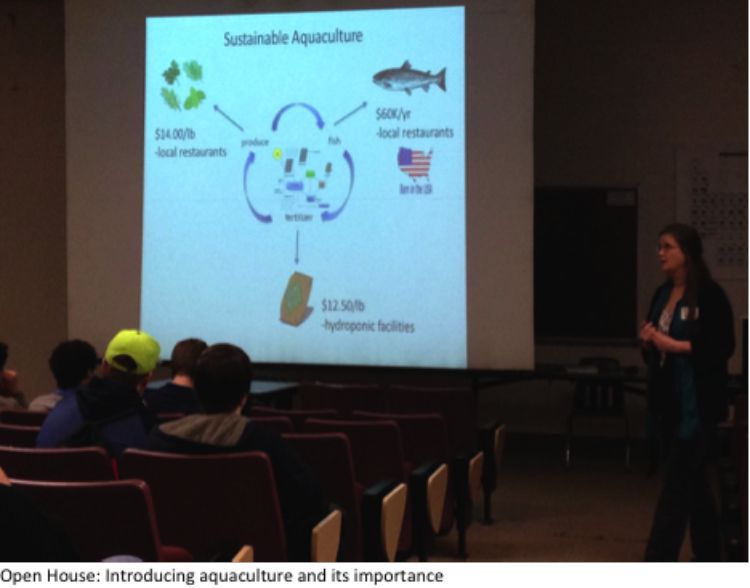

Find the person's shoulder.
xmin=144 ymin=423 xmax=175 ymax=450
xmin=645 ymin=282 xmax=670 ymax=316
xmin=146 ymin=381 xmax=177 ymax=394
xmin=144 ymin=383 xmax=199 ymax=415
xmin=28 ymin=392 xmax=61 ymax=412
xmin=651 ymin=281 xmax=671 ymax=297
xmin=36 ymin=394 xmax=84 ymax=447
xmin=237 ymin=419 xmax=285 ymax=451
xmin=700 ymin=278 xmax=731 ymax=305
xmin=43 ymin=393 xmax=81 ymax=421
xmin=702 ymin=278 xmax=726 ymax=294
xmin=142 ymin=383 xmax=165 ymax=405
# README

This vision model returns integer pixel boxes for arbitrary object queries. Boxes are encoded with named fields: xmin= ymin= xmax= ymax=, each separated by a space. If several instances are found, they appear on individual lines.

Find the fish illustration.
xmin=373 ymin=61 xmax=446 ymax=95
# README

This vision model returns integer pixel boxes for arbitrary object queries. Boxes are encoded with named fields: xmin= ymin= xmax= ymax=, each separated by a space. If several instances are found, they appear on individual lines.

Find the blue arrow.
xmin=334 ymin=102 xmax=367 ymax=126
xmin=214 ymin=104 xmax=244 ymax=132
xmin=322 ymin=150 xmax=354 ymax=222
xmin=242 ymin=151 xmax=273 ymax=223
xmin=272 ymin=103 xmax=325 ymax=131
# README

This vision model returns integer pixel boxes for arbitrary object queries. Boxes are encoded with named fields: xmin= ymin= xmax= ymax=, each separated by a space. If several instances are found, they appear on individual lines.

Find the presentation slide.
xmin=141 ymin=7 xmax=467 ymax=368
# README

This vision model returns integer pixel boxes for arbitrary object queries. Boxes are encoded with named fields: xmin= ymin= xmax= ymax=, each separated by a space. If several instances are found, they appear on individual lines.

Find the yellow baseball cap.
xmin=104 ymin=329 xmax=161 ymax=375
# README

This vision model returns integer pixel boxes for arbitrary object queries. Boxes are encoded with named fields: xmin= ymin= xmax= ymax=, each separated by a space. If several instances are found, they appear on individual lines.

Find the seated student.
xmin=28 ymin=340 xmax=99 ymax=412
xmin=36 ymin=329 xmax=160 ymax=458
xmin=0 ymin=341 xmax=27 ymax=409
xmin=143 ymin=338 xmax=206 ymax=415
xmin=147 ymin=343 xmax=330 ymax=561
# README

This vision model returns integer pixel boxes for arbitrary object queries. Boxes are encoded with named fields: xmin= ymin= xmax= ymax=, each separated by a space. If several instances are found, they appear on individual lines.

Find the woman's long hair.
xmin=659 ymin=223 xmax=711 ymax=317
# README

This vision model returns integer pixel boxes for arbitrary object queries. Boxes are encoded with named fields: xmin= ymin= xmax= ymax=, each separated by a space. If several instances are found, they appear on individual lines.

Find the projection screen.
xmin=66 ymin=0 xmax=534 ymax=371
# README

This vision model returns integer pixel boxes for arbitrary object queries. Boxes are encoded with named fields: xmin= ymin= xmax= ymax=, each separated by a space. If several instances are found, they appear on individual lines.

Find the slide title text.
xmin=224 ymin=28 xmax=364 ymax=48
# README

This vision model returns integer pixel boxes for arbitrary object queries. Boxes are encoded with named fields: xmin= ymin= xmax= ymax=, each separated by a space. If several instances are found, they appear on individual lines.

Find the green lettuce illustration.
xmin=184 ymin=87 xmax=206 ymax=110
xmin=162 ymin=60 xmax=180 ymax=85
xmin=161 ymin=88 xmax=181 ymax=110
xmin=183 ymin=60 xmax=203 ymax=81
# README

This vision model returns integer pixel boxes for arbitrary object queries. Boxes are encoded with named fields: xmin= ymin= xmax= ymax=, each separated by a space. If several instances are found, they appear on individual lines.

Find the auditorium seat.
xmin=283 ymin=431 xmax=407 ymax=562
xmin=0 ymin=423 xmax=41 ymax=447
xmin=0 ymin=446 xmax=115 ymax=481
xmin=10 ymin=477 xmax=192 ymax=561
xmin=297 ymin=382 xmax=385 ymax=416
xmin=303 ymin=418 xmax=415 ymax=559
xmin=120 ymin=449 xmax=340 ymax=562
xmin=249 ymin=406 xmax=339 ymax=431
xmin=248 ymin=415 xmax=294 ymax=435
xmin=351 ymin=410 xmax=450 ymax=560
xmin=386 ymin=385 xmax=500 ymax=556
xmin=0 ymin=409 xmax=48 ymax=426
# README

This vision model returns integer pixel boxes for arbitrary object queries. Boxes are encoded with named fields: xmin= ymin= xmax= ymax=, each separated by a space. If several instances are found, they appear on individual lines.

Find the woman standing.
xmin=640 ymin=223 xmax=735 ymax=561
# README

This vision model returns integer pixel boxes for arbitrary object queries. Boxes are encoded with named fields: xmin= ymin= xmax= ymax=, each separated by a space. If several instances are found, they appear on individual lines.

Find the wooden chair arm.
xmin=427 ymin=463 xmax=449 ymax=533
xmin=469 ymin=451 xmax=484 ymax=504
xmin=311 ymin=509 xmax=342 ymax=562
xmin=231 ymin=545 xmax=254 ymax=563
xmin=380 ymin=482 xmax=407 ymax=562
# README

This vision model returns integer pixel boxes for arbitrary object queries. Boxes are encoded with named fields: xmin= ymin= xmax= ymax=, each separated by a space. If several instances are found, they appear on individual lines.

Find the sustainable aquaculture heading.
xmin=224 ymin=28 xmax=364 ymax=48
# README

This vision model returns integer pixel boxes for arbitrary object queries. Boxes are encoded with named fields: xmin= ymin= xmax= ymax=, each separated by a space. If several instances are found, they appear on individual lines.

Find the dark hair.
xmin=194 ymin=343 xmax=253 ymax=414
xmin=659 ymin=223 xmax=711 ymax=316
xmin=0 ymin=342 xmax=8 ymax=371
xmin=48 ymin=340 xmax=99 ymax=389
xmin=105 ymin=357 xmax=149 ymax=388
xmin=170 ymin=338 xmax=208 ymax=378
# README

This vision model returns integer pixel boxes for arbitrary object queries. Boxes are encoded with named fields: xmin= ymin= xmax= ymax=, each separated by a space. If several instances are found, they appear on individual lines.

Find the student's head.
xmin=48 ymin=340 xmax=99 ymax=389
xmin=102 ymin=329 xmax=161 ymax=389
xmin=193 ymin=343 xmax=253 ymax=414
xmin=170 ymin=338 xmax=208 ymax=379
xmin=0 ymin=342 xmax=7 ymax=371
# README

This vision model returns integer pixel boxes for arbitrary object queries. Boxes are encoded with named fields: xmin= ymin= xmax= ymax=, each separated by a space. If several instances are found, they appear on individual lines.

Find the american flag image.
xmin=398 ymin=147 xmax=432 ymax=180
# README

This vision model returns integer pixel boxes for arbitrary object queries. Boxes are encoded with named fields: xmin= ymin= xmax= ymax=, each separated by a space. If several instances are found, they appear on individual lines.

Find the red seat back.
xmin=298 ymin=383 xmax=384 ymax=416
xmin=351 ymin=410 xmax=449 ymax=464
xmin=0 ymin=446 xmax=115 ymax=481
xmin=0 ymin=424 xmax=40 ymax=447
xmin=248 ymin=416 xmax=294 ymax=435
xmin=352 ymin=410 xmax=454 ymax=535
xmin=302 ymin=418 xmax=412 ymax=555
xmin=251 ymin=406 xmax=338 ymax=431
xmin=120 ymin=449 xmax=287 ymax=561
xmin=303 ymin=418 xmax=406 ymax=487
xmin=0 ymin=409 xmax=47 ymax=426
xmin=11 ymin=478 xmax=186 ymax=561
xmin=387 ymin=386 xmax=477 ymax=456
xmin=283 ymin=432 xmax=362 ymax=561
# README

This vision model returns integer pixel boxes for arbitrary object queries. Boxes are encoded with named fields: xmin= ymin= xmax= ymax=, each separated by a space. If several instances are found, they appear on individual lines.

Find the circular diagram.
xmin=243 ymin=103 xmax=355 ymax=225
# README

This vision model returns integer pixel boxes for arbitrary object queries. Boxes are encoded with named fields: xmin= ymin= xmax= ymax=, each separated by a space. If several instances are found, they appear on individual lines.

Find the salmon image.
xmin=373 ymin=61 xmax=446 ymax=95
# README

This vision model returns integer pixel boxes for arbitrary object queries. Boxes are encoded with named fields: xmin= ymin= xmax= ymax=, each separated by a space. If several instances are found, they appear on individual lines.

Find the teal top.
xmin=652 ymin=286 xmax=700 ymax=440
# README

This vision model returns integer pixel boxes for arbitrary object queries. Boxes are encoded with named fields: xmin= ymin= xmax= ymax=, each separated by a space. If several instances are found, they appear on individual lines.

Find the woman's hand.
xmin=639 ymin=322 xmax=691 ymax=354
xmin=650 ymin=330 xmax=692 ymax=354
xmin=639 ymin=321 xmax=656 ymax=348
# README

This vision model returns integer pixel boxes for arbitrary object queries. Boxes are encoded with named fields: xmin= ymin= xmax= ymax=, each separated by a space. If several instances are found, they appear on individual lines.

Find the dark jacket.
xmin=644 ymin=279 xmax=735 ymax=437
xmin=143 ymin=382 xmax=201 ymax=415
xmin=147 ymin=413 xmax=330 ymax=561
xmin=36 ymin=376 xmax=154 ymax=458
